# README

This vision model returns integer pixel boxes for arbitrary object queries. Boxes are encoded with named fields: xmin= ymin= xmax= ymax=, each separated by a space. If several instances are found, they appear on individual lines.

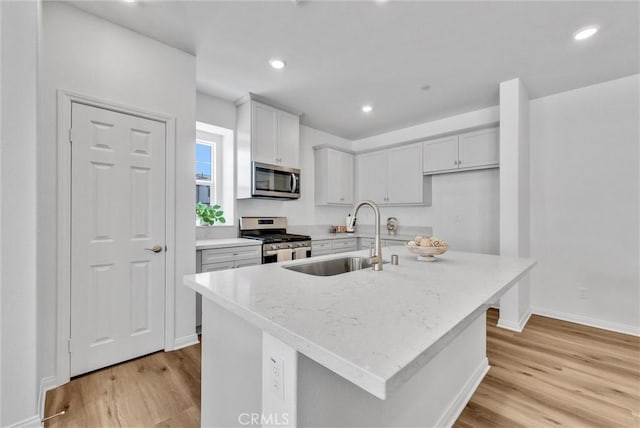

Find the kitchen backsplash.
xmin=196 ymin=223 xmax=434 ymax=241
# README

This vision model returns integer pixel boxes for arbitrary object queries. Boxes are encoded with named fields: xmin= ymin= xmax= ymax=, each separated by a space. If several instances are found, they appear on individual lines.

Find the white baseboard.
xmin=5 ymin=414 xmax=41 ymax=428
xmin=435 ymin=358 xmax=490 ymax=428
xmin=533 ymin=307 xmax=640 ymax=337
xmin=497 ymin=309 xmax=532 ymax=333
xmin=170 ymin=333 xmax=200 ymax=351
xmin=38 ymin=376 xmax=58 ymax=420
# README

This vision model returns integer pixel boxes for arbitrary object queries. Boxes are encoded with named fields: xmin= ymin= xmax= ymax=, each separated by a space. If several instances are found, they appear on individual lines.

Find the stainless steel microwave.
xmin=252 ymin=162 xmax=300 ymax=199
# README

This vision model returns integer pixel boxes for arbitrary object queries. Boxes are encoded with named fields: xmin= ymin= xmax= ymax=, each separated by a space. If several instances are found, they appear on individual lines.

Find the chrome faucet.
xmin=348 ymin=200 xmax=383 ymax=271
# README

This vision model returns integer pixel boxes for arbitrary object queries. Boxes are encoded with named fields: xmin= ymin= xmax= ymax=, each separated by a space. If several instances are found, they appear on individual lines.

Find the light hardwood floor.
xmin=45 ymin=309 xmax=639 ymax=427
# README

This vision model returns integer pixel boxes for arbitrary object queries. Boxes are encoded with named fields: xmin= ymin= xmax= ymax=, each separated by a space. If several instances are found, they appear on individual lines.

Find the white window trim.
xmin=195 ymin=139 xmax=217 ymax=205
xmin=195 ymin=121 xmax=235 ymax=226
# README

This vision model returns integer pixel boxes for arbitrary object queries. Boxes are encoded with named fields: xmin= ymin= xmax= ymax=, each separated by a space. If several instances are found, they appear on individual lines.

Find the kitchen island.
xmin=184 ymin=247 xmax=535 ymax=427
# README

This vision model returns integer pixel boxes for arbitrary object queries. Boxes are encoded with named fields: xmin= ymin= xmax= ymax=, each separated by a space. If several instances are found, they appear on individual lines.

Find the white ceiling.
xmin=67 ymin=1 xmax=639 ymax=140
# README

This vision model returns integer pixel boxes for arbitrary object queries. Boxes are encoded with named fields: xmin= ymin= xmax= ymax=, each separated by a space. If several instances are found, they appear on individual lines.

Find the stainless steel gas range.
xmin=239 ymin=217 xmax=311 ymax=264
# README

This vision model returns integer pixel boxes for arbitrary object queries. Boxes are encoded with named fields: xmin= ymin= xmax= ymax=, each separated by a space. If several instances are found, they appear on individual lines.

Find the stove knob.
xmin=271 ymin=244 xmax=278 ymax=250
xmin=288 ymin=243 xmax=293 ymax=248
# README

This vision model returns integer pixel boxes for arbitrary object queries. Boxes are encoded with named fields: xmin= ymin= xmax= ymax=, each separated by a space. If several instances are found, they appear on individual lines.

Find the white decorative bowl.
xmin=406 ymin=244 xmax=448 ymax=261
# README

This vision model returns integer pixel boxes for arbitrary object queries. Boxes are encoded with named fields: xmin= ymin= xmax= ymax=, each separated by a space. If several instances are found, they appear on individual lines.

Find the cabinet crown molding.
xmin=312 ymin=144 xmax=355 ymax=154
xmin=234 ymin=92 xmax=303 ymax=117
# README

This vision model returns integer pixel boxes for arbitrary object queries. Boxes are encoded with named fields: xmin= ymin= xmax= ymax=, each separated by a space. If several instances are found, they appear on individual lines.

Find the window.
xmin=195 ymin=141 xmax=215 ymax=205
xmin=195 ymin=121 xmax=235 ymax=226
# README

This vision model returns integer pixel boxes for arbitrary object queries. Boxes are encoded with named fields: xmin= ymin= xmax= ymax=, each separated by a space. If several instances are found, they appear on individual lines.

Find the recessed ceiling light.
xmin=361 ymin=105 xmax=373 ymax=113
xmin=269 ymin=58 xmax=286 ymax=70
xmin=574 ymin=26 xmax=599 ymax=41
xmin=122 ymin=0 xmax=136 ymax=3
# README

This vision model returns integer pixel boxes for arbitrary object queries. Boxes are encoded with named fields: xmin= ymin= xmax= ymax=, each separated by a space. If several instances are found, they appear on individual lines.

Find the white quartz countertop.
xmin=196 ymin=238 xmax=261 ymax=250
xmin=184 ymin=248 xmax=535 ymax=400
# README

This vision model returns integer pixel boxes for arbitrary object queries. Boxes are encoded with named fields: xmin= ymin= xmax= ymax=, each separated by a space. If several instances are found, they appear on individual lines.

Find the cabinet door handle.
xmin=458 ymin=159 xmax=462 ymax=165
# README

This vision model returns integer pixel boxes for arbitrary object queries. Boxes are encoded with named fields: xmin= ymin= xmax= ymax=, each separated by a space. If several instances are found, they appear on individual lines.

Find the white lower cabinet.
xmin=358 ymin=237 xmax=406 ymax=250
xmin=196 ymin=244 xmax=262 ymax=327
xmin=311 ymin=239 xmax=333 ymax=256
xmin=331 ymin=238 xmax=358 ymax=253
xmin=312 ymin=238 xmax=358 ymax=256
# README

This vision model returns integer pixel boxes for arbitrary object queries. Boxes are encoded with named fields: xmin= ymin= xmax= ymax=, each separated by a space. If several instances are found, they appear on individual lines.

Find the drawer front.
xmin=312 ymin=249 xmax=333 ymax=257
xmin=201 ymin=260 xmax=235 ymax=272
xmin=232 ymin=245 xmax=262 ymax=261
xmin=312 ymin=240 xmax=332 ymax=251
xmin=202 ymin=245 xmax=261 ymax=264
xmin=358 ymin=238 xmax=375 ymax=250
xmin=383 ymin=239 xmax=406 ymax=248
xmin=332 ymin=238 xmax=357 ymax=253
xmin=234 ymin=258 xmax=261 ymax=269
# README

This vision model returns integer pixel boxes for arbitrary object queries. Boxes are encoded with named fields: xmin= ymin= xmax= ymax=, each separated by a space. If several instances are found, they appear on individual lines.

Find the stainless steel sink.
xmin=283 ymin=256 xmax=385 ymax=276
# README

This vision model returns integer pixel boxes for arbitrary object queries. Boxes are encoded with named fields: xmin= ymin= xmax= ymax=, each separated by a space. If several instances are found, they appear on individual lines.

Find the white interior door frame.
xmin=56 ymin=90 xmax=177 ymax=386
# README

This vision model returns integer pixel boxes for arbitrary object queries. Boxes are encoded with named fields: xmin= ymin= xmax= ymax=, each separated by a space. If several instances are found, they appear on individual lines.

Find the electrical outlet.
xmin=578 ymin=287 xmax=589 ymax=300
xmin=270 ymin=356 xmax=285 ymax=399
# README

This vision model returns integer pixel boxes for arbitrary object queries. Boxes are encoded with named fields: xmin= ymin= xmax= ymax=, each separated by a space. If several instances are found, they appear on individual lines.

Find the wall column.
xmin=498 ymin=78 xmax=532 ymax=332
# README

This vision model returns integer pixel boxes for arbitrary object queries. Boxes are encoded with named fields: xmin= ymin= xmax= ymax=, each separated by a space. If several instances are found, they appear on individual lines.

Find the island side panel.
xmin=297 ymin=312 xmax=489 ymax=428
xmin=201 ymin=299 xmax=262 ymax=427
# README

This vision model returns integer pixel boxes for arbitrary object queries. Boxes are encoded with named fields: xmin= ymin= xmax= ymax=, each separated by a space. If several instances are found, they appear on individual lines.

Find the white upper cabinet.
xmin=315 ymin=147 xmax=354 ymax=206
xmin=423 ymin=127 xmax=499 ymax=174
xmin=251 ymin=102 xmax=278 ymax=164
xmin=387 ymin=144 xmax=424 ymax=204
xmin=422 ymin=135 xmax=459 ymax=173
xmin=357 ymin=143 xmax=428 ymax=206
xmin=357 ymin=150 xmax=388 ymax=203
xmin=238 ymin=96 xmax=301 ymax=168
xmin=458 ymin=128 xmax=499 ymax=169
xmin=276 ymin=110 xmax=301 ymax=167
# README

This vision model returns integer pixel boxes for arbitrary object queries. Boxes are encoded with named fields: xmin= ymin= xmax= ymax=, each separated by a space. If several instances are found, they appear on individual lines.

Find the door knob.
xmin=145 ymin=245 xmax=163 ymax=253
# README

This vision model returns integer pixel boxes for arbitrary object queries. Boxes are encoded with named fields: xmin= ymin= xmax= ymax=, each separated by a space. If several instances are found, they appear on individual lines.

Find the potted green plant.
xmin=196 ymin=202 xmax=226 ymax=226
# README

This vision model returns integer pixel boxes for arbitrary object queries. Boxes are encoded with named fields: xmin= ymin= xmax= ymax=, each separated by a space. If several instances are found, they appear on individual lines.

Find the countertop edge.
xmin=195 ymin=238 xmax=262 ymax=250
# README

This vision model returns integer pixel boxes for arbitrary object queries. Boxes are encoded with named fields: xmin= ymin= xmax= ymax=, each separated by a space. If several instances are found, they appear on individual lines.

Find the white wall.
xmin=354 ymin=170 xmax=500 ymax=254
xmin=1 ymin=1 xmax=39 ymax=425
xmin=38 ymin=1 xmax=196 ymax=389
xmin=352 ymin=106 xmax=499 ymax=152
xmin=196 ymin=91 xmax=236 ymax=130
xmin=530 ymin=74 xmax=640 ymax=335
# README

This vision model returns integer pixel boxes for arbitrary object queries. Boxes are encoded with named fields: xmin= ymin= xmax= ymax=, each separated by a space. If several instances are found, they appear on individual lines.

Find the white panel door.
xmin=251 ymin=102 xmax=278 ymax=165
xmin=458 ymin=128 xmax=499 ymax=169
xmin=70 ymin=103 xmax=166 ymax=376
xmin=387 ymin=143 xmax=424 ymax=204
xmin=357 ymin=151 xmax=388 ymax=203
xmin=277 ymin=110 xmax=300 ymax=168
xmin=423 ymin=135 xmax=459 ymax=173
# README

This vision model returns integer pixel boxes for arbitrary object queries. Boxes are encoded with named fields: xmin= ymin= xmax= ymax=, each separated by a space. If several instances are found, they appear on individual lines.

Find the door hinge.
xmin=69 ymin=128 xmax=73 ymax=143
xmin=68 ymin=338 xmax=72 ymax=354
